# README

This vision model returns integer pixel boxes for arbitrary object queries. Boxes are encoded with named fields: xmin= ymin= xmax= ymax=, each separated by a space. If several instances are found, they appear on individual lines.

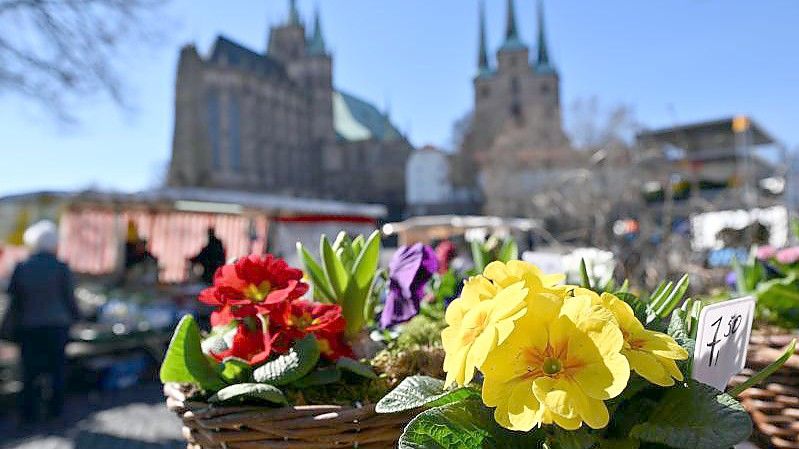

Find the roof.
xmin=205 ymin=36 xmax=403 ymax=144
xmin=333 ymin=91 xmax=403 ymax=142
xmin=637 ymin=116 xmax=776 ymax=151
xmin=1 ymin=188 xmax=387 ymax=218
xmin=208 ymin=36 xmax=288 ymax=80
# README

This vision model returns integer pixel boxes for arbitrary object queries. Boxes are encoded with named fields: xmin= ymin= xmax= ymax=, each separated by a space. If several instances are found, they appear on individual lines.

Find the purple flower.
xmin=725 ymin=271 xmax=737 ymax=289
xmin=379 ymin=243 xmax=438 ymax=328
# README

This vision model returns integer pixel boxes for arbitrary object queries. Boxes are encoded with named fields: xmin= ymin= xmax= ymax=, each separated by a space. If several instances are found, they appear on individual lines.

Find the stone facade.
xmin=168 ymin=2 xmax=412 ymax=219
xmin=452 ymin=0 xmax=579 ymax=217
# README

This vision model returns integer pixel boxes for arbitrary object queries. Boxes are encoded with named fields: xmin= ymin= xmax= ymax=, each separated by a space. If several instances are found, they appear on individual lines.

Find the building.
xmin=636 ymin=116 xmax=784 ymax=213
xmin=167 ymin=1 xmax=413 ymax=220
xmin=451 ymin=0 xmax=576 ymax=216
xmin=405 ymin=146 xmax=454 ymax=216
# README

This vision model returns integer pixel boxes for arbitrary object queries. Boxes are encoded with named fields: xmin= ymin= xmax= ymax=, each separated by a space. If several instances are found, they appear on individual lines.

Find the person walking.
xmin=5 ymin=220 xmax=80 ymax=422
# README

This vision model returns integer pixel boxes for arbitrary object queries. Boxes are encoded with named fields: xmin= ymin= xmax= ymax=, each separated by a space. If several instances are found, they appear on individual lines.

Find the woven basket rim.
xmin=736 ymin=330 xmax=799 ymax=449
xmin=164 ymin=382 xmax=416 ymax=449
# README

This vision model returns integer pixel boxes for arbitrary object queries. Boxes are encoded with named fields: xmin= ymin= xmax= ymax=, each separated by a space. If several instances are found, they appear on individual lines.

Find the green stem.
xmin=727 ymin=338 xmax=796 ymax=397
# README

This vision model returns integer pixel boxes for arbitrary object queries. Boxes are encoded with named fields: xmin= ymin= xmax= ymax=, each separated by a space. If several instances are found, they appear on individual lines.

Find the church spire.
xmin=536 ymin=0 xmax=554 ymax=72
xmin=288 ymin=0 xmax=301 ymax=26
xmin=477 ymin=0 xmax=491 ymax=76
xmin=307 ymin=7 xmax=327 ymax=55
xmin=501 ymin=0 xmax=525 ymax=51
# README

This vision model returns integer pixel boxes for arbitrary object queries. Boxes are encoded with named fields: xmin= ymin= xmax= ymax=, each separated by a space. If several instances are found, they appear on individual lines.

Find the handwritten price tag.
xmin=691 ymin=296 xmax=755 ymax=391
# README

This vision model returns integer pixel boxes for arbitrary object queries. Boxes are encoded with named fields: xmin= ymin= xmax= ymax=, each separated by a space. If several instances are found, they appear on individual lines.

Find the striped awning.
xmin=58 ymin=209 xmax=268 ymax=283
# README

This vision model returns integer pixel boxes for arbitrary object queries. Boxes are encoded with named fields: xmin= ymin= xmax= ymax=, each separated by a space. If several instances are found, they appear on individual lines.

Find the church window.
xmin=480 ymin=86 xmax=490 ymax=98
xmin=228 ymin=92 xmax=241 ymax=171
xmin=541 ymin=83 xmax=550 ymax=94
xmin=207 ymin=88 xmax=222 ymax=170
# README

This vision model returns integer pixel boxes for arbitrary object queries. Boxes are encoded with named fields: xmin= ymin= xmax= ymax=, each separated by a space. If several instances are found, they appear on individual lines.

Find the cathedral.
xmin=452 ymin=0 xmax=576 ymax=217
xmin=167 ymin=1 xmax=413 ymax=219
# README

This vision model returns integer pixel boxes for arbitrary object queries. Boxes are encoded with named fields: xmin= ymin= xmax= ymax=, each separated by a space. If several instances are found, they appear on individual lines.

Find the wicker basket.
xmin=731 ymin=330 xmax=799 ymax=449
xmin=164 ymin=383 xmax=416 ymax=449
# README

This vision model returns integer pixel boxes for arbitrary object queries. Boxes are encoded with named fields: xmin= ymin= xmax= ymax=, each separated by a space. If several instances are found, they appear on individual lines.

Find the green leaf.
xmin=320 ymin=234 xmax=350 ymax=298
xmin=352 ymin=230 xmax=380 ymax=290
xmin=331 ymin=231 xmax=349 ymax=251
xmin=497 ymin=238 xmax=518 ymax=263
xmin=616 ymin=279 xmax=630 ymax=294
xmin=731 ymin=258 xmax=748 ymax=294
xmin=579 ymin=258 xmax=591 ymax=289
xmin=755 ymin=274 xmax=799 ymax=328
xmin=220 ymin=357 xmax=253 ymax=384
xmin=647 ymin=280 xmax=673 ymax=323
xmin=398 ymin=398 xmax=538 ymax=449
xmin=297 ymin=242 xmax=335 ymax=301
xmin=655 ymin=274 xmax=689 ymax=319
xmin=667 ymin=309 xmax=695 ymax=375
xmin=253 ymin=334 xmax=320 ymax=386
xmin=727 ymin=338 xmax=796 ymax=396
xmin=159 ymin=315 xmax=225 ymax=391
xmin=292 ymin=367 xmax=342 ymax=388
xmin=629 ymin=380 xmax=752 ymax=449
xmin=375 ymin=375 xmax=479 ymax=414
xmin=335 ymin=233 xmax=357 ymax=271
xmin=340 ymin=231 xmax=380 ymax=336
xmin=597 ymin=438 xmax=640 ymax=449
xmin=336 ymin=357 xmax=378 ymax=379
xmin=209 ymin=383 xmax=287 ymax=405
xmin=470 ymin=239 xmax=488 ymax=273
xmin=549 ymin=427 xmax=597 ymax=449
xmin=351 ymin=234 xmax=365 ymax=256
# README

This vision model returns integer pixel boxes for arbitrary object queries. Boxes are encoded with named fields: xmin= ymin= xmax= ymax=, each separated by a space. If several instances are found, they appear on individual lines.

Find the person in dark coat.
xmin=5 ymin=220 xmax=80 ymax=422
xmin=189 ymin=227 xmax=226 ymax=284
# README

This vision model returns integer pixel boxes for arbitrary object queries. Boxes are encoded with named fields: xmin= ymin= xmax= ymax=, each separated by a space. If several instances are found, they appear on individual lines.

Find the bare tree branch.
xmin=0 ymin=0 xmax=168 ymax=122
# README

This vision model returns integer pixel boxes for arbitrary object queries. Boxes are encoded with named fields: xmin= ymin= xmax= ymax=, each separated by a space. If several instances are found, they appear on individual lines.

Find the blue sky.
xmin=2 ymin=0 xmax=797 ymax=196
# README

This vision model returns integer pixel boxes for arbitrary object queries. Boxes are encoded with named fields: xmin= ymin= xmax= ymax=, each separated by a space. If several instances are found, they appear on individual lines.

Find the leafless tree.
xmin=567 ymin=96 xmax=640 ymax=153
xmin=449 ymin=110 xmax=473 ymax=150
xmin=0 ymin=0 xmax=167 ymax=122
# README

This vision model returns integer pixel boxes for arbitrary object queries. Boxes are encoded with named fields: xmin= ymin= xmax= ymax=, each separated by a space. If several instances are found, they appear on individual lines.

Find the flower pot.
xmin=164 ymin=383 xmax=416 ymax=449
xmin=731 ymin=330 xmax=799 ymax=449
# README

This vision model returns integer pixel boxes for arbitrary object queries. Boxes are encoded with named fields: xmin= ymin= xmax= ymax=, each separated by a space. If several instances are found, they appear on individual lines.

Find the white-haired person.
xmin=5 ymin=220 xmax=80 ymax=423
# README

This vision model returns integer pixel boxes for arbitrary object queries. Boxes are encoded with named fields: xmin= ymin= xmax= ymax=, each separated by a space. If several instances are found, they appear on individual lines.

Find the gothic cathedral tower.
xmin=453 ymin=0 xmax=570 ymax=215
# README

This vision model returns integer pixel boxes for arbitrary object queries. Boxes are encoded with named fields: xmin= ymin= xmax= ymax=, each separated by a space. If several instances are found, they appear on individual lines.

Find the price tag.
xmin=691 ymin=296 xmax=755 ymax=391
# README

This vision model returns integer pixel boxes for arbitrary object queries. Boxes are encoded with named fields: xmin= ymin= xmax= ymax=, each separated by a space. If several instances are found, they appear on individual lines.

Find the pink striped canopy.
xmin=58 ymin=208 xmax=268 ymax=282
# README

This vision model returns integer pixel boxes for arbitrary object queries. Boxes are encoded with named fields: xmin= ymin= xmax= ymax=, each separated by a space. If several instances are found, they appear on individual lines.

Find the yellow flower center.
xmin=244 ymin=280 xmax=272 ymax=302
xmin=542 ymin=357 xmax=563 ymax=375
xmin=629 ymin=338 xmax=645 ymax=350
xmin=289 ymin=312 xmax=313 ymax=329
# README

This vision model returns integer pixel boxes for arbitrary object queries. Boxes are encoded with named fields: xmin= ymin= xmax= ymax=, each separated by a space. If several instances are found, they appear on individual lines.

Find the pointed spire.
xmin=505 ymin=0 xmax=518 ymax=41
xmin=535 ymin=0 xmax=555 ymax=73
xmin=477 ymin=0 xmax=491 ymax=76
xmin=307 ymin=7 xmax=327 ymax=55
xmin=501 ymin=0 xmax=525 ymax=51
xmin=288 ymin=0 xmax=301 ymax=26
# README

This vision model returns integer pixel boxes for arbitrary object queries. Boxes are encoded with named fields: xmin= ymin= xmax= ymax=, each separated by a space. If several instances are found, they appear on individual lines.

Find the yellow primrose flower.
xmin=481 ymin=293 xmax=630 ymax=431
xmin=595 ymin=291 xmax=689 ymax=387
xmin=483 ymin=260 xmax=569 ymax=301
xmin=441 ymin=279 xmax=528 ymax=387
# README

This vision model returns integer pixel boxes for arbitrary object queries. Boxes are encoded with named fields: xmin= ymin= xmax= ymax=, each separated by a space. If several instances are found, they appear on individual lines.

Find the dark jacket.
xmin=6 ymin=252 xmax=80 ymax=330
